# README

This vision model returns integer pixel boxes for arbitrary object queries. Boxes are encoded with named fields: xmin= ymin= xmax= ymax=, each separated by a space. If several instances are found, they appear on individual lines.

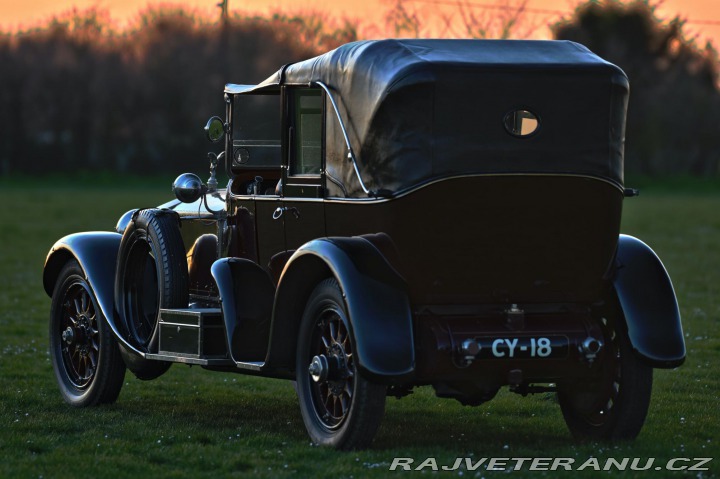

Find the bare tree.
xmin=382 ymin=0 xmax=538 ymax=39
xmin=384 ymin=0 xmax=422 ymax=37
xmin=455 ymin=0 xmax=537 ymax=39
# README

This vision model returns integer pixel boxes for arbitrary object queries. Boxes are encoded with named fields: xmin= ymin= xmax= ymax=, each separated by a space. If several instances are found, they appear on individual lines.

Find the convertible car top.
xmin=227 ymin=39 xmax=628 ymax=197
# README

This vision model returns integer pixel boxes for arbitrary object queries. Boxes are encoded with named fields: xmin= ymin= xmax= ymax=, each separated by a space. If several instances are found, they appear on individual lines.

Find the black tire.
xmin=115 ymin=208 xmax=189 ymax=379
xmin=49 ymin=260 xmax=126 ymax=407
xmin=558 ymin=317 xmax=653 ymax=441
xmin=296 ymin=279 xmax=386 ymax=450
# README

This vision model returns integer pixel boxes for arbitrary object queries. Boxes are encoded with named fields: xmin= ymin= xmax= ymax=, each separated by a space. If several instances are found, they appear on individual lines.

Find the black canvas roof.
xmin=227 ymin=39 xmax=628 ymax=197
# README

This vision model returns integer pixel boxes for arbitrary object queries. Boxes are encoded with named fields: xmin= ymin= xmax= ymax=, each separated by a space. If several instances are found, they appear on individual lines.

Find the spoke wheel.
xmin=50 ymin=261 xmax=126 ymax=407
xmin=558 ymin=317 xmax=653 ymax=441
xmin=58 ymin=281 xmax=100 ymax=389
xmin=309 ymin=309 xmax=355 ymax=429
xmin=296 ymin=279 xmax=386 ymax=450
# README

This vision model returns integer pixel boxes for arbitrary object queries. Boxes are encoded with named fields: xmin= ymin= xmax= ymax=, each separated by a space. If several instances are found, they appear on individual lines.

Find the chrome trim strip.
xmin=323 ymin=173 xmax=624 ymax=204
xmin=226 ymin=173 xmax=622 ymax=204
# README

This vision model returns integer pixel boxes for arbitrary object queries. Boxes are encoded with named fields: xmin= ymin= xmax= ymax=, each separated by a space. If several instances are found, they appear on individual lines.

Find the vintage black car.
xmin=43 ymin=39 xmax=685 ymax=449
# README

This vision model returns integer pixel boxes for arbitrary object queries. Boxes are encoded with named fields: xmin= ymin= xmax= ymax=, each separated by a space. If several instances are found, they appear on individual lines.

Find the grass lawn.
xmin=0 ymin=178 xmax=718 ymax=478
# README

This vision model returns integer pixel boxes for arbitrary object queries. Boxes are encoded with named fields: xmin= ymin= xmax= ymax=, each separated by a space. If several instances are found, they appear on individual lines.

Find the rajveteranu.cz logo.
xmin=389 ymin=457 xmax=713 ymax=472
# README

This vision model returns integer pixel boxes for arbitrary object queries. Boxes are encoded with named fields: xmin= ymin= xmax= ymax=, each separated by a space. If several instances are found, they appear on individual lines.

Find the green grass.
xmin=1 ymin=178 xmax=718 ymax=478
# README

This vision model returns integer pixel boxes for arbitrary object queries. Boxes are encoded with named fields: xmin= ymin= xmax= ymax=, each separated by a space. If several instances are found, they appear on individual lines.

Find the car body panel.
xmin=324 ymin=174 xmax=623 ymax=306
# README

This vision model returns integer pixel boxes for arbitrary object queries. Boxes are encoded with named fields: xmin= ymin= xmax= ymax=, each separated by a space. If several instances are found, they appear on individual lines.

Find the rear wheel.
xmin=296 ymin=279 xmax=386 ymax=450
xmin=49 ymin=260 xmax=126 ymax=406
xmin=558 ymin=318 xmax=653 ymax=441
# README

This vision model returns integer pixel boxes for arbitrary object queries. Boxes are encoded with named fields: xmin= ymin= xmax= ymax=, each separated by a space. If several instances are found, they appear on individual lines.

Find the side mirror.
xmin=172 ymin=173 xmax=204 ymax=203
xmin=205 ymin=116 xmax=225 ymax=143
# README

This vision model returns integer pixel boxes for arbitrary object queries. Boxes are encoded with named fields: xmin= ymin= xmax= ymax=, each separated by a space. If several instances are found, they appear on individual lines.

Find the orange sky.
xmin=2 ymin=0 xmax=720 ymax=48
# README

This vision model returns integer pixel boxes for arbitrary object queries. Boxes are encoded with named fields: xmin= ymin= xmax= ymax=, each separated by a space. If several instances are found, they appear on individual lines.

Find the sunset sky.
xmin=2 ymin=0 xmax=720 ymax=48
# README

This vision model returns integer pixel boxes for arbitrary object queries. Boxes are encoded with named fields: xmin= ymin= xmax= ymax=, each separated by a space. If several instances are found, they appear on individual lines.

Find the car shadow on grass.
xmin=374 ymin=395 xmax=572 ymax=451
xmin=112 ymin=374 xmax=571 ymax=451
xmin=112 ymin=375 xmax=309 ymax=442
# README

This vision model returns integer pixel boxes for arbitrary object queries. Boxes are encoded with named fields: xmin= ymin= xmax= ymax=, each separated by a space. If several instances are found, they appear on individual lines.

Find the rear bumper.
xmin=413 ymin=306 xmax=606 ymax=385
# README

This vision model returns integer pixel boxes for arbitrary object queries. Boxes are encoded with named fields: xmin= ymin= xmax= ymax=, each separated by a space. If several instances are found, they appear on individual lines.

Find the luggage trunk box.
xmin=158 ymin=308 xmax=227 ymax=359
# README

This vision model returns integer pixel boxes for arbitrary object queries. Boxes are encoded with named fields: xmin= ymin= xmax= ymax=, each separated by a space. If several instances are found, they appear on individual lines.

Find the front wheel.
xmin=558 ymin=318 xmax=653 ymax=441
xmin=296 ymin=279 xmax=386 ymax=450
xmin=49 ymin=260 xmax=126 ymax=407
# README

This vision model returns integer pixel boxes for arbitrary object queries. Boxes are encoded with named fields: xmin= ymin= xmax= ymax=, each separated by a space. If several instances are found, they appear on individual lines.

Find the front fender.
xmin=267 ymin=237 xmax=415 ymax=382
xmin=43 ymin=232 xmax=144 ymax=357
xmin=613 ymin=234 xmax=685 ymax=368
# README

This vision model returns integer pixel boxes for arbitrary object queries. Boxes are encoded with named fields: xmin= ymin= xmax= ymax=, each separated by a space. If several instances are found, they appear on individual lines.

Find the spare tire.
xmin=115 ymin=208 xmax=189 ymax=379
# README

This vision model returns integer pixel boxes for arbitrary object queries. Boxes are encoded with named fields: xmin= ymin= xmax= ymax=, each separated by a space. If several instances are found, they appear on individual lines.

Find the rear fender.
xmin=43 ymin=232 xmax=144 ymax=356
xmin=266 ymin=237 xmax=415 ymax=382
xmin=613 ymin=234 xmax=685 ymax=368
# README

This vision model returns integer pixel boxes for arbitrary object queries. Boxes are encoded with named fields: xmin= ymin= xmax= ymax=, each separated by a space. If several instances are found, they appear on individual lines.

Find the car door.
xmin=226 ymin=90 xmax=285 ymax=279
xmin=278 ymin=87 xmax=326 ymax=259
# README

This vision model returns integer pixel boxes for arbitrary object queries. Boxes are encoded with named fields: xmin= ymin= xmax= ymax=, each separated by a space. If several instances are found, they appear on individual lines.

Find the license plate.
xmin=475 ymin=336 xmax=568 ymax=359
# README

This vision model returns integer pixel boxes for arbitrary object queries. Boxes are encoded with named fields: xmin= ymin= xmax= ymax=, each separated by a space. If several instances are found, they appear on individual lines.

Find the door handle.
xmin=272 ymin=206 xmax=300 ymax=220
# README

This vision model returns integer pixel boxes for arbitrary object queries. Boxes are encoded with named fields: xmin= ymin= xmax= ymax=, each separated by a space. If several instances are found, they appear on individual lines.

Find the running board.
xmin=150 ymin=308 xmax=271 ymax=372
xmin=145 ymin=354 xmax=268 ymax=372
xmin=235 ymin=361 xmax=264 ymax=372
xmin=146 ymin=353 xmax=233 ymax=367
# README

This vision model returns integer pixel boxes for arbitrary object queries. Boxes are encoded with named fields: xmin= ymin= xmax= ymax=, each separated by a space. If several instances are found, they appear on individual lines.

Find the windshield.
xmin=231 ymin=93 xmax=281 ymax=168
